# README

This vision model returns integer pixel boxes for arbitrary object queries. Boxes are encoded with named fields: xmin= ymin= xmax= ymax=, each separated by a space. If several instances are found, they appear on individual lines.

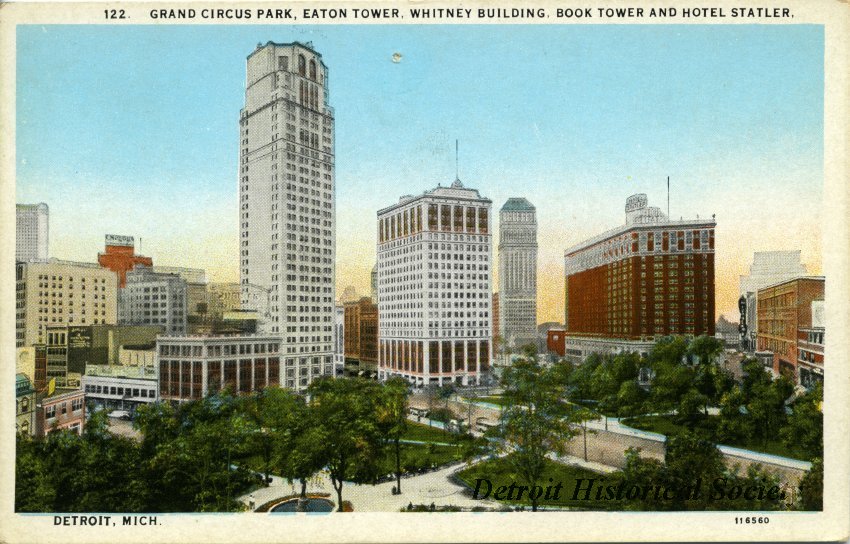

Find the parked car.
xmin=108 ymin=410 xmax=131 ymax=420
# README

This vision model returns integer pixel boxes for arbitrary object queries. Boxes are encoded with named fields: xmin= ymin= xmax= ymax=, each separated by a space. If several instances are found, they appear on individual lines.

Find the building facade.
xmin=343 ymin=297 xmax=379 ymax=377
xmin=97 ymin=235 xmax=153 ymax=288
xmin=376 ymin=180 xmax=493 ymax=386
xmin=82 ymin=365 xmax=159 ymax=415
xmin=16 ymin=259 xmax=118 ymax=348
xmin=738 ymin=251 xmax=808 ymax=350
xmin=16 ymin=374 xmax=36 ymax=436
xmin=561 ymin=194 xmax=715 ymax=362
xmin=42 ymin=324 xmax=161 ymax=385
xmin=239 ymin=41 xmax=336 ymax=388
xmin=16 ymin=203 xmax=49 ymax=263
xmin=156 ymin=336 xmax=288 ymax=401
xmin=498 ymin=198 xmax=538 ymax=348
xmin=119 ymin=267 xmax=188 ymax=335
xmin=36 ymin=388 xmax=86 ymax=437
xmin=756 ymin=276 xmax=824 ymax=384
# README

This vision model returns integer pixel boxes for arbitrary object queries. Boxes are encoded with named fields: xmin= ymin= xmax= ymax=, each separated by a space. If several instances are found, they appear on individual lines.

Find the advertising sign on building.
xmin=67 ymin=326 xmax=92 ymax=375
xmin=105 ymin=234 xmax=134 ymax=247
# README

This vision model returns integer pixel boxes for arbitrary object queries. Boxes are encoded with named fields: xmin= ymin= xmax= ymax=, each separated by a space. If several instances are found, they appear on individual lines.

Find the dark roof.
xmin=501 ymin=198 xmax=535 ymax=212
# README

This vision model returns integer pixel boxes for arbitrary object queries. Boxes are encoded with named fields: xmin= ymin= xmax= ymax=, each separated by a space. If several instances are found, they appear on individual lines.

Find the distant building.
xmin=97 ymin=235 xmax=153 ymax=288
xmin=207 ymin=282 xmax=241 ymax=320
xmin=36 ymin=388 xmax=86 ymax=437
xmin=43 ymin=324 xmax=160 ymax=385
xmin=83 ymin=364 xmax=158 ymax=415
xmin=536 ymin=321 xmax=564 ymax=359
xmin=498 ymin=198 xmax=538 ymax=348
xmin=377 ymin=179 xmax=493 ymax=386
xmin=16 ymin=259 xmax=118 ymax=348
xmin=16 ymin=345 xmax=47 ymax=392
xmin=152 ymin=266 xmax=208 ymax=328
xmin=756 ymin=276 xmax=824 ymax=385
xmin=370 ymin=265 xmax=378 ymax=304
xmin=739 ymin=251 xmax=808 ymax=350
xmin=492 ymin=291 xmax=500 ymax=344
xmin=344 ymin=297 xmax=379 ymax=378
xmin=16 ymin=203 xmax=49 ymax=262
xmin=340 ymin=286 xmax=359 ymax=304
xmin=119 ymin=267 xmax=187 ymax=335
xmin=560 ymin=194 xmax=716 ymax=363
xmin=16 ymin=373 xmax=36 ymax=436
xmin=715 ymin=315 xmax=740 ymax=347
xmin=156 ymin=335 xmax=286 ymax=399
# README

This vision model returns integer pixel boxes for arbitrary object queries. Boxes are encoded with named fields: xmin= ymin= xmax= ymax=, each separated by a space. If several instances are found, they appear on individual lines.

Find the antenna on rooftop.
xmin=455 ymin=139 xmax=459 ymax=181
xmin=667 ymin=176 xmax=670 ymax=218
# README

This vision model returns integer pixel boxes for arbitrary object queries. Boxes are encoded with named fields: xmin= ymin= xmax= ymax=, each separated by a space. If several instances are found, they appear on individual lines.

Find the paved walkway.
xmin=240 ymin=460 xmax=499 ymax=512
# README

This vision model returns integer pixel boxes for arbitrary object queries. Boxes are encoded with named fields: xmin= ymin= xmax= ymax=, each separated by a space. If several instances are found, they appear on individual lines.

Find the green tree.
xmin=497 ymin=356 xmax=584 ymax=511
xmin=746 ymin=374 xmax=793 ymax=447
xmin=675 ymin=389 xmax=708 ymax=430
xmin=376 ymin=377 xmax=411 ymax=493
xmin=798 ymin=457 xmax=823 ymax=510
xmin=715 ymin=387 xmax=753 ymax=444
xmin=781 ymin=383 xmax=823 ymax=459
xmin=308 ymin=377 xmax=384 ymax=511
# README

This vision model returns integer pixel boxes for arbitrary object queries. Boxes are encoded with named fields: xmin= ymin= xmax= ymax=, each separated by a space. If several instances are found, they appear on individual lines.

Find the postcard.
xmin=1 ymin=0 xmax=849 ymax=542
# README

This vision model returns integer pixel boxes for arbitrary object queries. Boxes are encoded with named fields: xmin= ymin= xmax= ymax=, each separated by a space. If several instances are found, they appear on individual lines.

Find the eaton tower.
xmin=239 ymin=41 xmax=336 ymax=390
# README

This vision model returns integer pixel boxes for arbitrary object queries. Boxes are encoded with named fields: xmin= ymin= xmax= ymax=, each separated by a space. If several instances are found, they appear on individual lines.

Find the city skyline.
xmin=15 ymin=24 xmax=824 ymax=323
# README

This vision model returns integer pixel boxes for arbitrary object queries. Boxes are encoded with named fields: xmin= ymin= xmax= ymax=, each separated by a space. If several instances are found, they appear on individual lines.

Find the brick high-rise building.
xmin=377 ymin=179 xmax=493 ymax=386
xmin=240 ymin=41 xmax=336 ymax=391
xmin=97 ymin=235 xmax=153 ymax=288
xmin=756 ymin=276 xmax=824 ymax=385
xmin=559 ymin=194 xmax=716 ymax=362
xmin=343 ymin=297 xmax=379 ymax=377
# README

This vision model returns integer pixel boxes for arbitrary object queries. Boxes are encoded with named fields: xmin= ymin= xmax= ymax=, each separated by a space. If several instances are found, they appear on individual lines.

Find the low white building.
xmin=82 ymin=364 xmax=158 ymax=414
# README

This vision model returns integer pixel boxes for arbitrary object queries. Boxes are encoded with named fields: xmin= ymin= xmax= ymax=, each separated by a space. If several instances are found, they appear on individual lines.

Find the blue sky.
xmin=15 ymin=24 xmax=824 ymax=321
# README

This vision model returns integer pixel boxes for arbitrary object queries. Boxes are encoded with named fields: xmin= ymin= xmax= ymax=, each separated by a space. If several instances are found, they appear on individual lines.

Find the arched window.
xmin=298 ymin=55 xmax=306 ymax=76
xmin=309 ymin=60 xmax=317 ymax=80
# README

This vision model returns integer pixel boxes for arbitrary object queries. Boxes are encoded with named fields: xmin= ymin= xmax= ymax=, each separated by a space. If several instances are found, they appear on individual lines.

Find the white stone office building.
xmin=239 ymin=41 xmax=336 ymax=389
xmin=377 ymin=180 xmax=493 ymax=386
xmin=497 ymin=198 xmax=538 ymax=348
xmin=119 ymin=267 xmax=188 ymax=335
xmin=16 ymin=203 xmax=49 ymax=262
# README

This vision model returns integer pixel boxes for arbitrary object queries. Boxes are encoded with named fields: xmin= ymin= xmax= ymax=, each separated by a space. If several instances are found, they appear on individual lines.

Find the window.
xmin=71 ymin=398 xmax=83 ymax=412
xmin=45 ymin=405 xmax=56 ymax=419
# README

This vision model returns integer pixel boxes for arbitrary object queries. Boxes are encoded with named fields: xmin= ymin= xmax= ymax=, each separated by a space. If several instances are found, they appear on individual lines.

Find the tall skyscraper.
xmin=239 ymin=41 xmax=336 ymax=389
xmin=376 ymin=180 xmax=493 ymax=386
xmin=16 ymin=203 xmax=49 ymax=262
xmin=498 ymin=198 xmax=538 ymax=348
xmin=556 ymin=193 xmax=716 ymax=362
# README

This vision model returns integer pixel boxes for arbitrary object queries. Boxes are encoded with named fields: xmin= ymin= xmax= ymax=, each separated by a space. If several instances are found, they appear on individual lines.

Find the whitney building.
xmin=376 ymin=179 xmax=493 ymax=386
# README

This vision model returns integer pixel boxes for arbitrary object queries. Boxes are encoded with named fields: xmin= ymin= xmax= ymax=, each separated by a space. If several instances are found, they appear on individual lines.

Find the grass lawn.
xmin=378 ymin=443 xmax=468 ymax=476
xmin=456 ymin=457 xmax=618 ymax=510
xmin=403 ymin=421 xmax=457 ymax=442
xmin=621 ymin=415 xmax=812 ymax=461
xmin=471 ymin=395 xmax=510 ymax=407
